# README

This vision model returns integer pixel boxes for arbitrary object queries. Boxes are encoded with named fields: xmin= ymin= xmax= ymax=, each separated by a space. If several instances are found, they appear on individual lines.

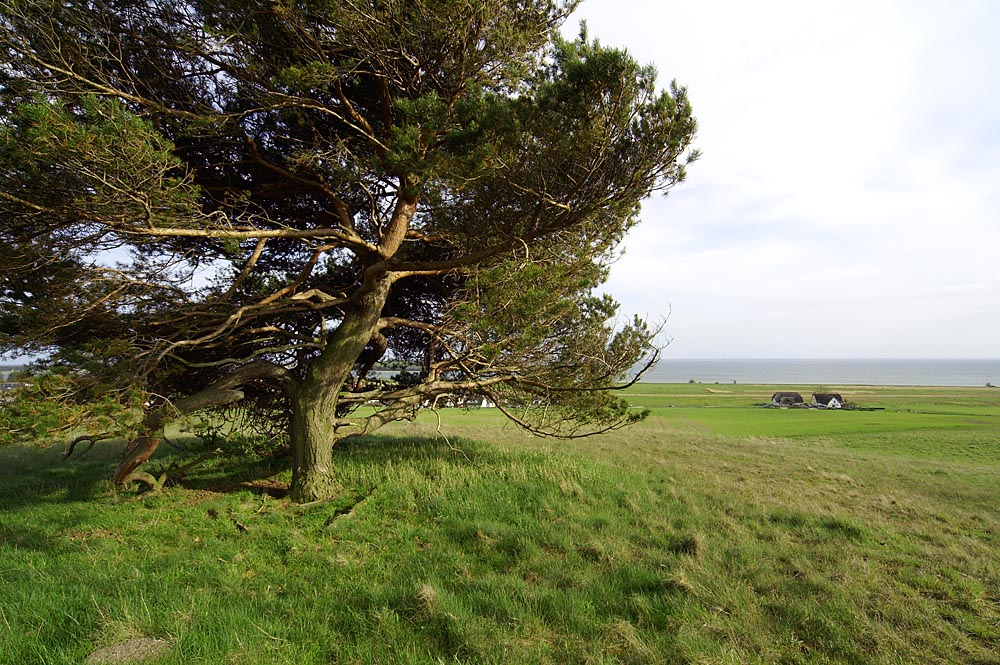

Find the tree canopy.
xmin=0 ymin=0 xmax=698 ymax=501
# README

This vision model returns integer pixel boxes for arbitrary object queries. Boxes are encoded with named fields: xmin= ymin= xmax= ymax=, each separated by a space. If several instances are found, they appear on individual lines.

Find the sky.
xmin=566 ymin=0 xmax=1000 ymax=359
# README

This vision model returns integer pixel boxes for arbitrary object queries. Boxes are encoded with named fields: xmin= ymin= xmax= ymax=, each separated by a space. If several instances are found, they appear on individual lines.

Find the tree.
xmin=0 ymin=0 xmax=698 ymax=502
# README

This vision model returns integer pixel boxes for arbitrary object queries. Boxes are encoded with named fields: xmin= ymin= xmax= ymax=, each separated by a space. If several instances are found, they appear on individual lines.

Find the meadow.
xmin=1 ymin=384 xmax=997 ymax=663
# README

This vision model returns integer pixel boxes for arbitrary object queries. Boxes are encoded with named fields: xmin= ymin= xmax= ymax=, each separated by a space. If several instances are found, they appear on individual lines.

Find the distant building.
xmin=0 ymin=382 xmax=25 ymax=404
xmin=812 ymin=393 xmax=844 ymax=409
xmin=771 ymin=391 xmax=803 ymax=407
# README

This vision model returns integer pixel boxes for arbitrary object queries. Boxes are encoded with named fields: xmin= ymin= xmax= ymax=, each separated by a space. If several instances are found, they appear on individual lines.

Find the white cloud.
xmin=571 ymin=0 xmax=1000 ymax=358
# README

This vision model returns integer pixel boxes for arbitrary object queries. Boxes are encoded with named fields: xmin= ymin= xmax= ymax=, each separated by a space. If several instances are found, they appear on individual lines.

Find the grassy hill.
xmin=1 ymin=385 xmax=998 ymax=663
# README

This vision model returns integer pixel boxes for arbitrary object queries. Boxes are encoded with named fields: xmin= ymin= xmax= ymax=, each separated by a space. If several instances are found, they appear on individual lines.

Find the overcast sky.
xmin=567 ymin=0 xmax=1000 ymax=359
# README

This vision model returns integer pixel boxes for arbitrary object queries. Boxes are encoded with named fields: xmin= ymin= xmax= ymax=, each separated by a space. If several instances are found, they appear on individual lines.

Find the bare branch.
xmin=113 ymin=361 xmax=299 ymax=485
xmin=219 ymin=238 xmax=268 ymax=302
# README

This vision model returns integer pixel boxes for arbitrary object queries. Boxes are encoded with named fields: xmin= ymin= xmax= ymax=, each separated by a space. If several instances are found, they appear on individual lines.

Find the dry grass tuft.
xmin=597 ymin=620 xmax=657 ymax=664
xmin=672 ymin=533 xmax=704 ymax=558
xmin=666 ymin=572 xmax=699 ymax=596
xmin=416 ymin=583 xmax=439 ymax=616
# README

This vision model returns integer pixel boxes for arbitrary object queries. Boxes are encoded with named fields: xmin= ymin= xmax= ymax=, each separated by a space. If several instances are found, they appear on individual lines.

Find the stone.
xmin=85 ymin=638 xmax=171 ymax=664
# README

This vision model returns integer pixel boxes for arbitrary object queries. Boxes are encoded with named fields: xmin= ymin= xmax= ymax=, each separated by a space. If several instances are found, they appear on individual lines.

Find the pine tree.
xmin=0 ymin=0 xmax=697 ymax=501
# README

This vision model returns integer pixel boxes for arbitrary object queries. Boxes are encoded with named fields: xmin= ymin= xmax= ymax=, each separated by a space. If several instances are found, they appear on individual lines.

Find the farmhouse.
xmin=812 ymin=393 xmax=844 ymax=409
xmin=771 ymin=391 xmax=803 ymax=407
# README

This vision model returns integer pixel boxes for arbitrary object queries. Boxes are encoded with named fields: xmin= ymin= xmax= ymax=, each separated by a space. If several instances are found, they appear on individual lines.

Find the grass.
xmin=1 ymin=384 xmax=998 ymax=663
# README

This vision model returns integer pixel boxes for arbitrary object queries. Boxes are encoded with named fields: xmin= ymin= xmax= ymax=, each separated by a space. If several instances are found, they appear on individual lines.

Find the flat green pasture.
xmin=1 ymin=384 xmax=998 ymax=663
xmin=623 ymin=382 xmax=1000 ymax=410
xmin=621 ymin=384 xmax=1000 ymax=444
xmin=637 ymin=406 xmax=988 ymax=440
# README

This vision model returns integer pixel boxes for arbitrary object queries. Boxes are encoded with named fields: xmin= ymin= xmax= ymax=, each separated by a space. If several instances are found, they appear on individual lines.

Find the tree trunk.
xmin=287 ymin=280 xmax=393 ymax=502
xmin=288 ymin=194 xmax=416 ymax=502
xmin=289 ymin=385 xmax=341 ymax=503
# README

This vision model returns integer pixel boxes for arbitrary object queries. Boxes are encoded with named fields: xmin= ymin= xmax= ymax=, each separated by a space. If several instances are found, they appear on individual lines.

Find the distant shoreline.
xmin=7 ymin=359 xmax=998 ymax=388
xmin=634 ymin=382 xmax=996 ymax=389
xmin=640 ymin=358 xmax=1000 ymax=387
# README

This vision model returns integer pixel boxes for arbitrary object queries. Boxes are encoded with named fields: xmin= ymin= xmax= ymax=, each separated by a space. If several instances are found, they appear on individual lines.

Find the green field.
xmin=1 ymin=384 xmax=998 ymax=663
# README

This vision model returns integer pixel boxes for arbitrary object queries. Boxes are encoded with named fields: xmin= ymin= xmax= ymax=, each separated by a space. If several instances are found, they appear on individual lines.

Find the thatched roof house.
xmin=771 ymin=391 xmax=803 ymax=407
xmin=812 ymin=393 xmax=844 ymax=408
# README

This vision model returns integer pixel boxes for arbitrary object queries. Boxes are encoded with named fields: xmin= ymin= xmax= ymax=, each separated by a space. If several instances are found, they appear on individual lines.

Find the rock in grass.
xmin=85 ymin=638 xmax=170 ymax=664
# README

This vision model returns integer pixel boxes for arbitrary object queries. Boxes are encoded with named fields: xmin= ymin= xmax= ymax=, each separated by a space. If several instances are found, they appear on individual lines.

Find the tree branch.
xmin=218 ymin=238 xmax=268 ymax=302
xmin=112 ymin=361 xmax=298 ymax=485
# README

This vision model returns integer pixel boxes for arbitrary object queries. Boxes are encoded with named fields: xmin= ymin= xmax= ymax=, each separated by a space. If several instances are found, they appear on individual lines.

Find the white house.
xmin=811 ymin=393 xmax=843 ymax=409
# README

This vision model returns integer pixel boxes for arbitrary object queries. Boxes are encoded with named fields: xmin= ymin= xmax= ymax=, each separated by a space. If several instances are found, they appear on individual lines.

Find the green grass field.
xmin=1 ymin=384 xmax=998 ymax=663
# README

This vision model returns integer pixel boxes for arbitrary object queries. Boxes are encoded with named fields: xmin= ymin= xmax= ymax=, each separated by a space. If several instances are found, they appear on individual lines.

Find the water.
xmin=7 ymin=361 xmax=997 ymax=387
xmin=641 ymin=358 xmax=1000 ymax=386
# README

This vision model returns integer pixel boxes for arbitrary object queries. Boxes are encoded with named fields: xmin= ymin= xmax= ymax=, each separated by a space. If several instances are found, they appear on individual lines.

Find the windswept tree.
xmin=0 ymin=0 xmax=697 ymax=502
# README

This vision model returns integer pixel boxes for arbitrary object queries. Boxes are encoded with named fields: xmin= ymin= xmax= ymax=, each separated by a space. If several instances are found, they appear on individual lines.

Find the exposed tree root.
xmin=121 ymin=448 xmax=221 ymax=493
xmin=123 ymin=470 xmax=169 ymax=492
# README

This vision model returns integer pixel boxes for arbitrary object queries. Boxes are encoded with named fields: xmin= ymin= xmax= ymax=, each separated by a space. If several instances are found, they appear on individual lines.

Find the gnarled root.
xmin=121 ymin=470 xmax=169 ymax=492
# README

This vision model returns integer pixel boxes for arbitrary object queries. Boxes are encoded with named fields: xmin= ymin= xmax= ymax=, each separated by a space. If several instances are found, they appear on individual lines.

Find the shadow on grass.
xmin=0 ymin=434 xmax=494 ymax=512
xmin=0 ymin=442 xmax=121 ymax=510
xmin=172 ymin=453 xmax=292 ymax=497
xmin=332 ymin=433 xmax=493 ymax=463
xmin=175 ymin=434 xmax=492 ymax=492
xmin=0 ymin=443 xmax=125 ymax=554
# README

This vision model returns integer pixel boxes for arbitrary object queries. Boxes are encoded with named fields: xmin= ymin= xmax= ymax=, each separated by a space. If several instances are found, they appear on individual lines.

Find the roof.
xmin=771 ymin=391 xmax=803 ymax=400
xmin=812 ymin=393 xmax=843 ymax=403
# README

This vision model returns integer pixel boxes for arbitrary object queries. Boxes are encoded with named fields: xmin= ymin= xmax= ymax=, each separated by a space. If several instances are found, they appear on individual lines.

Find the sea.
xmin=640 ymin=358 xmax=1000 ymax=387
xmin=5 ymin=359 xmax=998 ymax=387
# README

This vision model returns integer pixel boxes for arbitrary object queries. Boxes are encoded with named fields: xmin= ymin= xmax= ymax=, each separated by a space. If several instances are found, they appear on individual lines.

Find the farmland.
xmin=1 ymin=384 xmax=998 ymax=663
